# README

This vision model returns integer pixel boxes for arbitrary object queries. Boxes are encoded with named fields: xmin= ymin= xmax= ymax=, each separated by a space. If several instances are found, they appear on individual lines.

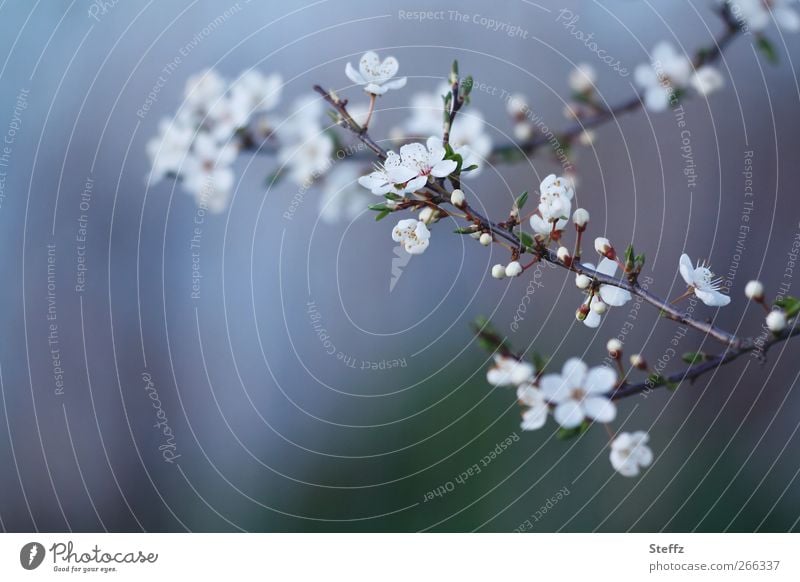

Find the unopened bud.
xmin=575 ymin=273 xmax=592 ymax=290
xmin=479 ymin=233 xmax=492 ymax=246
xmin=573 ymin=208 xmax=590 ymax=230
xmin=505 ymin=261 xmax=523 ymax=278
xmin=629 ymin=354 xmax=647 ymax=370
xmin=607 ymin=339 xmax=623 ymax=358
xmin=591 ymin=300 xmax=607 ymax=314
xmin=419 ymin=206 xmax=439 ymax=224
xmin=594 ymin=237 xmax=616 ymax=260
xmin=766 ymin=310 xmax=787 ymax=333
xmin=556 ymin=246 xmax=572 ymax=265
xmin=450 ymin=189 xmax=465 ymax=207
xmin=491 ymin=264 xmax=506 ymax=279
xmin=744 ymin=280 xmax=764 ymax=301
xmin=576 ymin=303 xmax=590 ymax=321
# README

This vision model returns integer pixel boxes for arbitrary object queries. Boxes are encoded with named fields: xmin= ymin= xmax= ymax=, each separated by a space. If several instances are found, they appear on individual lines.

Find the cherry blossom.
xmin=517 ymin=383 xmax=549 ymax=431
xmin=729 ymin=0 xmax=800 ymax=32
xmin=392 ymin=218 xmax=431 ymax=255
xmin=610 ymin=431 xmax=653 ymax=477
xmin=539 ymin=358 xmax=617 ymax=428
xmin=357 ymin=151 xmax=417 ymax=195
xmin=398 ymin=137 xmax=458 ymax=192
xmin=678 ymin=254 xmax=731 ymax=307
xmin=182 ymin=133 xmax=238 ymax=213
xmin=345 ymin=51 xmax=407 ymax=95
xmin=634 ymin=42 xmax=692 ymax=112
xmin=486 ymin=355 xmax=535 ymax=386
xmin=318 ymin=164 xmax=370 ymax=224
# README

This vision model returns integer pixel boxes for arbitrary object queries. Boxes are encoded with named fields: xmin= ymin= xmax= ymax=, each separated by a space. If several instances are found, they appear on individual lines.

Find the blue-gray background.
xmin=0 ymin=0 xmax=799 ymax=532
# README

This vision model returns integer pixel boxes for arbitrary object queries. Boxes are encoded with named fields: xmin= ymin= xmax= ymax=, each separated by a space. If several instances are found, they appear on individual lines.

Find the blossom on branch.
xmin=345 ymin=51 xmax=407 ymax=95
xmin=487 ymin=355 xmax=535 ymax=386
xmin=634 ymin=42 xmax=691 ymax=112
xmin=392 ymin=218 xmax=431 ymax=255
xmin=539 ymin=358 xmax=617 ymax=428
xmin=610 ymin=431 xmax=653 ymax=477
xmin=678 ymin=254 xmax=730 ymax=306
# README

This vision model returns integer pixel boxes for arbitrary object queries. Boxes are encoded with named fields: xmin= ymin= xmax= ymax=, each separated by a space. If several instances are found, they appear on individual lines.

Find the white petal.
xmin=584 ymin=366 xmax=617 ymax=394
xmin=345 ymin=62 xmax=365 ymax=85
xmin=561 ymin=358 xmax=588 ymax=388
xmin=358 ymin=51 xmax=381 ymax=80
xmin=679 ymin=254 xmax=695 ymax=286
xmin=695 ymin=288 xmax=731 ymax=307
xmin=405 ymin=175 xmax=428 ymax=193
xmin=430 ymin=159 xmax=457 ymax=177
xmin=383 ymin=77 xmax=407 ymax=90
xmin=539 ymin=373 xmax=569 ymax=403
xmin=554 ymin=401 xmax=585 ymax=429
xmin=596 ymin=257 xmax=618 ymax=277
xmin=582 ymin=396 xmax=616 ymax=422
xmin=599 ymin=285 xmax=632 ymax=307
xmin=521 ymin=406 xmax=548 ymax=431
xmin=582 ymin=308 xmax=602 ymax=328
xmin=364 ymin=83 xmax=387 ymax=96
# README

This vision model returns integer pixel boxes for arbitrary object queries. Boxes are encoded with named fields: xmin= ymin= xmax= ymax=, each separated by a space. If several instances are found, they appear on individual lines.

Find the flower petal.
xmin=599 ymin=284 xmax=632 ymax=307
xmin=539 ymin=373 xmax=569 ymax=403
xmin=554 ymin=401 xmax=585 ymax=429
xmin=521 ymin=406 xmax=548 ymax=431
xmin=358 ymin=51 xmax=381 ymax=81
xmin=345 ymin=62 xmax=365 ymax=85
xmin=694 ymin=288 xmax=731 ymax=307
xmin=583 ymin=396 xmax=616 ymax=422
xmin=430 ymin=159 xmax=457 ymax=177
xmin=561 ymin=358 xmax=588 ymax=388
xmin=596 ymin=257 xmax=618 ymax=277
xmin=679 ymin=254 xmax=694 ymax=286
xmin=585 ymin=366 xmax=617 ymax=394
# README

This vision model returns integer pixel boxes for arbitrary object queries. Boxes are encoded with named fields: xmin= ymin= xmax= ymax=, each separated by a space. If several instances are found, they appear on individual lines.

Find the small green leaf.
xmin=460 ymin=75 xmax=473 ymax=97
xmin=530 ymin=352 xmax=547 ymax=374
xmin=557 ymin=420 xmax=590 ymax=440
xmin=774 ymin=296 xmax=800 ymax=318
xmin=384 ymin=193 xmax=402 ymax=201
xmin=682 ymin=352 xmax=707 ymax=365
xmin=375 ymin=209 xmax=390 ymax=221
xmin=460 ymin=164 xmax=478 ymax=173
xmin=453 ymin=227 xmax=476 ymax=234
xmin=515 ymin=191 xmax=529 ymax=211
xmin=519 ymin=231 xmax=534 ymax=249
xmin=624 ymin=245 xmax=634 ymax=264
xmin=757 ymin=36 xmax=779 ymax=64
xmin=368 ymin=203 xmax=390 ymax=212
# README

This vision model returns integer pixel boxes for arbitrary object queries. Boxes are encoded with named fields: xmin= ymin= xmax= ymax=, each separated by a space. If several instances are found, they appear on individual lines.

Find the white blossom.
xmin=610 ymin=431 xmax=653 ymax=477
xmin=530 ymin=174 xmax=574 ymax=237
xmin=679 ymin=254 xmax=731 ymax=307
xmin=399 ymin=137 xmax=458 ymax=192
xmin=728 ymin=0 xmax=800 ymax=32
xmin=517 ymin=383 xmax=549 ymax=431
xmin=487 ymin=355 xmax=535 ymax=386
xmin=568 ymin=63 xmax=597 ymax=93
xmin=634 ymin=42 xmax=692 ymax=112
xmin=358 ymin=151 xmax=417 ymax=195
xmin=146 ymin=119 xmax=194 ymax=182
xmin=392 ymin=218 xmax=431 ymax=255
xmin=403 ymin=84 xmax=492 ymax=174
xmin=345 ymin=51 xmax=407 ymax=95
xmin=539 ymin=358 xmax=617 ymax=428
xmin=182 ymin=133 xmax=238 ymax=213
xmin=576 ymin=258 xmax=632 ymax=328
xmin=690 ymin=66 xmax=725 ymax=96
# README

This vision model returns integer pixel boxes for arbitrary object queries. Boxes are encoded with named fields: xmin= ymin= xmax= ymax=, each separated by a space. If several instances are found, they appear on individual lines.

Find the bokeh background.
xmin=1 ymin=0 xmax=799 ymax=532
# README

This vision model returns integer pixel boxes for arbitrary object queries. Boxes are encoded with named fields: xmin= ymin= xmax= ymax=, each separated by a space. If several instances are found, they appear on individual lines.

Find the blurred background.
xmin=0 ymin=0 xmax=799 ymax=532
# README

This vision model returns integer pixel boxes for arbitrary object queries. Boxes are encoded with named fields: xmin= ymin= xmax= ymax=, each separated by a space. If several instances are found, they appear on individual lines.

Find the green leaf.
xmin=460 ymin=75 xmax=473 ymax=97
xmin=374 ymin=209 xmax=391 ymax=221
xmin=384 ymin=193 xmax=402 ymax=201
xmin=515 ymin=191 xmax=529 ymax=211
xmin=774 ymin=296 xmax=800 ymax=318
xmin=624 ymin=245 xmax=634 ymax=264
xmin=757 ymin=36 xmax=779 ymax=64
xmin=530 ymin=352 xmax=547 ymax=374
xmin=460 ymin=164 xmax=478 ymax=173
xmin=682 ymin=352 xmax=707 ymax=365
xmin=557 ymin=420 xmax=590 ymax=440
xmin=453 ymin=227 xmax=476 ymax=234
xmin=368 ymin=203 xmax=390 ymax=212
xmin=519 ymin=231 xmax=534 ymax=249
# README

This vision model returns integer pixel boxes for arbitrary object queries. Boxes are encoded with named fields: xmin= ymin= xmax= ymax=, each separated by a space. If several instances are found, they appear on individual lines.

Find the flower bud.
xmin=575 ymin=303 xmax=590 ymax=321
xmin=607 ymin=339 xmax=623 ymax=358
xmin=491 ymin=264 xmax=506 ymax=279
xmin=575 ymin=274 xmax=591 ymax=290
xmin=479 ymin=233 xmax=492 ymax=246
xmin=594 ymin=237 xmax=616 ymax=260
xmin=450 ymin=189 xmax=465 ymax=207
xmin=591 ymin=300 xmax=607 ymax=314
xmin=505 ymin=261 xmax=523 ymax=278
xmin=470 ymin=231 xmax=482 ymax=239
xmin=744 ymin=280 xmax=764 ymax=301
xmin=419 ymin=206 xmax=438 ymax=224
xmin=766 ymin=310 xmax=787 ymax=333
xmin=514 ymin=123 xmax=532 ymax=141
xmin=629 ymin=354 xmax=647 ymax=370
xmin=556 ymin=246 xmax=572 ymax=265
xmin=573 ymin=208 xmax=590 ymax=230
